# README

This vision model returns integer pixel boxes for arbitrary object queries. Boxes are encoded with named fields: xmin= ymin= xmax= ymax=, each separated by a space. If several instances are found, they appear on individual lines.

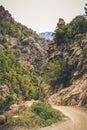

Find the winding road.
xmin=36 ymin=105 xmax=87 ymax=130
xmin=1 ymin=100 xmax=87 ymax=130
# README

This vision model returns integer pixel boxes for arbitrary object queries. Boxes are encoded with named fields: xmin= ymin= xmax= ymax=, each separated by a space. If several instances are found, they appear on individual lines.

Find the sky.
xmin=0 ymin=0 xmax=87 ymax=33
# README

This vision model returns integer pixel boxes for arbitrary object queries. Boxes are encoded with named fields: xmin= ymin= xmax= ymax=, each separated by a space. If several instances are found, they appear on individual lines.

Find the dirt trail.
xmin=36 ymin=105 xmax=87 ymax=130
xmin=1 ymin=100 xmax=87 ymax=130
xmin=27 ymin=100 xmax=87 ymax=130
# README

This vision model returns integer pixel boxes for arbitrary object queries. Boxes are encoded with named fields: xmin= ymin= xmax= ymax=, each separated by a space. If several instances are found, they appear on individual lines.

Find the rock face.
xmin=48 ymin=39 xmax=87 ymax=107
xmin=18 ymin=38 xmax=47 ymax=69
xmin=48 ymin=39 xmax=87 ymax=79
xmin=9 ymin=104 xmax=19 ymax=111
xmin=0 ymin=5 xmax=46 ymax=70
xmin=0 ymin=85 xmax=10 ymax=100
xmin=57 ymin=18 xmax=65 ymax=26
xmin=0 ymin=5 xmax=87 ymax=108
xmin=50 ymin=74 xmax=87 ymax=107
xmin=0 ymin=6 xmax=11 ymax=20
xmin=0 ymin=35 xmax=48 ymax=70
xmin=0 ymin=115 xmax=6 ymax=124
xmin=0 ymin=6 xmax=49 ymax=106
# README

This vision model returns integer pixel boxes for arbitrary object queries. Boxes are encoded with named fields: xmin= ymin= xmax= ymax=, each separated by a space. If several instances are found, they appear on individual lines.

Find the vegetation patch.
xmin=1 ymin=102 xmax=61 ymax=129
xmin=0 ymin=49 xmax=39 ymax=110
xmin=31 ymin=101 xmax=60 ymax=126
xmin=43 ymin=58 xmax=73 ymax=90
xmin=54 ymin=16 xmax=87 ymax=45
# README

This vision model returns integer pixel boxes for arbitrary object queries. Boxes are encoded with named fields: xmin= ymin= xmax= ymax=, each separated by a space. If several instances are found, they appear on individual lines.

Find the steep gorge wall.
xmin=48 ymin=38 xmax=87 ymax=107
xmin=50 ymin=73 xmax=87 ymax=107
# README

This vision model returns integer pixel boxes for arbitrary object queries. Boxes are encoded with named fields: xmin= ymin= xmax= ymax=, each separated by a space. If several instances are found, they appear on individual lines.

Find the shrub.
xmin=4 ymin=103 xmax=60 ymax=129
xmin=31 ymin=101 xmax=60 ymax=126
xmin=70 ymin=16 xmax=87 ymax=36
xmin=0 ymin=99 xmax=4 ymax=112
xmin=0 ymin=6 xmax=39 ymax=40
xmin=54 ymin=15 xmax=87 ymax=45
xmin=5 ymin=94 xmax=15 ymax=106
xmin=43 ymin=58 xmax=73 ymax=90
xmin=54 ymin=24 xmax=71 ymax=45
xmin=21 ymin=49 xmax=28 ymax=54
xmin=0 ymin=49 xmax=40 ymax=110
xmin=5 ymin=106 xmax=40 ymax=128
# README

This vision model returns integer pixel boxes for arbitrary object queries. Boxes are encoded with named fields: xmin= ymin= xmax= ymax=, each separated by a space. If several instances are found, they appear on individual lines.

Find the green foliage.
xmin=54 ymin=16 xmax=87 ymax=45
xmin=75 ymin=33 xmax=85 ymax=40
xmin=5 ymin=106 xmax=41 ymax=128
xmin=3 ymin=102 xmax=60 ymax=129
xmin=70 ymin=16 xmax=87 ymax=36
xmin=5 ymin=94 xmax=16 ymax=108
xmin=21 ymin=49 xmax=28 ymax=54
xmin=0 ymin=6 xmax=39 ymax=41
xmin=0 ymin=99 xmax=4 ymax=112
xmin=54 ymin=24 xmax=71 ymax=44
xmin=43 ymin=59 xmax=60 ymax=84
xmin=43 ymin=58 xmax=73 ymax=90
xmin=31 ymin=101 xmax=60 ymax=126
xmin=0 ymin=49 xmax=39 ymax=103
xmin=0 ymin=95 xmax=16 ymax=111
xmin=0 ymin=19 xmax=38 ymax=40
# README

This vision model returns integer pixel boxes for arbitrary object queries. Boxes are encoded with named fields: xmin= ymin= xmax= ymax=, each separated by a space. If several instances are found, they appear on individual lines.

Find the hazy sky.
xmin=0 ymin=0 xmax=87 ymax=33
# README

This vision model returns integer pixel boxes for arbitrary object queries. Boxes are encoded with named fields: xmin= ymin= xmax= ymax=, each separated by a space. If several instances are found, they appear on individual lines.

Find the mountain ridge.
xmin=39 ymin=32 xmax=53 ymax=40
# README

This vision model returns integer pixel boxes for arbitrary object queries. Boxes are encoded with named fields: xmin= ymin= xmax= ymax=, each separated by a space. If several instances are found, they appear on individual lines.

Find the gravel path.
xmin=36 ymin=105 xmax=87 ymax=130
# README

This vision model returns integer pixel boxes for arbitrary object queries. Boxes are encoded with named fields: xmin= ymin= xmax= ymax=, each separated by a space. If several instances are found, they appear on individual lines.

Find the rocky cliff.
xmin=0 ymin=6 xmax=49 ymax=107
xmin=50 ymin=73 xmax=87 ymax=107
xmin=0 ymin=6 xmax=48 ymax=70
xmin=0 ymin=5 xmax=87 ymax=108
xmin=47 ymin=37 xmax=87 ymax=107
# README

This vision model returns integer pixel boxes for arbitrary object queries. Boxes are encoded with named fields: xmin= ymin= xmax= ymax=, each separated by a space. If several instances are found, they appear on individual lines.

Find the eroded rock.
xmin=49 ymin=74 xmax=87 ymax=107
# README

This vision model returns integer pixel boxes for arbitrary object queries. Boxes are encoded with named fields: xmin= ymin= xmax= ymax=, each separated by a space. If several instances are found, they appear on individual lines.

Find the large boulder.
xmin=57 ymin=18 xmax=65 ymax=26
xmin=0 ymin=115 xmax=6 ymax=124
xmin=9 ymin=104 xmax=19 ymax=111
xmin=0 ymin=85 xmax=9 ymax=100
